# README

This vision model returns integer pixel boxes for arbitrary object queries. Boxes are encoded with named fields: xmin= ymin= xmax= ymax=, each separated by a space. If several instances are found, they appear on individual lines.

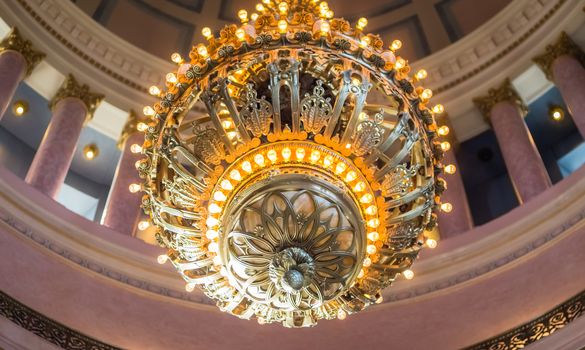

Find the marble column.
xmin=0 ymin=27 xmax=45 ymax=119
xmin=102 ymin=111 xmax=146 ymax=236
xmin=534 ymin=32 xmax=585 ymax=138
xmin=437 ymin=118 xmax=474 ymax=238
xmin=474 ymin=79 xmax=551 ymax=204
xmin=25 ymin=74 xmax=103 ymax=198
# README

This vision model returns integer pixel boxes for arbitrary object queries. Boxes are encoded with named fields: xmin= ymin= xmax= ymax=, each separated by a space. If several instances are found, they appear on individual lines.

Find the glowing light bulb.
xmin=441 ymin=202 xmax=453 ymax=213
xmin=166 ymin=73 xmax=177 ymax=83
xmin=221 ymin=179 xmax=233 ymax=191
xmin=415 ymin=69 xmax=427 ymax=80
xmin=185 ymin=283 xmax=196 ymax=292
xmin=213 ymin=255 xmax=222 ymax=265
xmin=138 ymin=220 xmax=150 ymax=230
xmin=278 ymin=20 xmax=288 ymax=33
xmin=208 ymin=203 xmax=222 ymax=214
xmin=296 ymin=148 xmax=306 ymax=160
xmin=206 ymin=216 xmax=219 ymax=227
xmin=345 ymin=171 xmax=357 ymax=183
xmin=201 ymin=27 xmax=212 ymax=39
xmin=250 ymin=13 xmax=259 ymax=21
xmin=171 ymin=52 xmax=182 ymax=63
xmin=390 ymin=39 xmax=402 ymax=51
xmin=421 ymin=89 xmax=433 ymax=100
xmin=84 ymin=148 xmax=96 ymax=160
xmin=213 ymin=191 xmax=227 ymax=202
xmin=402 ymin=269 xmax=414 ymax=280
xmin=359 ymin=36 xmax=370 ymax=48
xmin=444 ymin=164 xmax=456 ymax=174
xmin=323 ymin=155 xmax=334 ymax=167
xmin=130 ymin=144 xmax=142 ymax=154
xmin=238 ymin=9 xmax=248 ymax=22
xmin=13 ymin=101 xmax=27 ymax=116
xmin=363 ymin=257 xmax=372 ymax=267
xmin=440 ymin=141 xmax=451 ymax=152
xmin=143 ymin=106 xmax=155 ymax=116
xmin=353 ymin=182 xmax=366 ymax=192
xmin=208 ymin=242 xmax=219 ymax=253
xmin=254 ymin=154 xmax=265 ymax=167
xmin=437 ymin=125 xmax=450 ymax=136
xmin=426 ymin=238 xmax=438 ymax=249
xmin=128 ymin=183 xmax=141 ymax=193
xmin=197 ymin=44 xmax=209 ymax=58
xmin=358 ymin=269 xmax=365 ymax=278
xmin=360 ymin=193 xmax=373 ymax=204
xmin=365 ymin=205 xmax=378 ymax=215
xmin=206 ymin=229 xmax=219 ymax=240
xmin=335 ymin=163 xmax=347 ymax=174
xmin=432 ymin=104 xmax=445 ymax=115
xmin=241 ymin=160 xmax=253 ymax=173
xmin=278 ymin=1 xmax=288 ymax=13
xmin=367 ymin=231 xmax=379 ymax=241
xmin=367 ymin=218 xmax=380 ymax=228
xmin=267 ymin=149 xmax=278 ymax=163
xmin=149 ymin=86 xmax=161 ymax=96
xmin=230 ymin=170 xmax=242 ymax=181
xmin=356 ymin=17 xmax=368 ymax=30
xmin=256 ymin=3 xmax=265 ymax=11
xmin=337 ymin=309 xmax=347 ymax=320
xmin=366 ymin=244 xmax=377 ymax=254
xmin=395 ymin=57 xmax=406 ymax=70
xmin=310 ymin=150 xmax=321 ymax=163
xmin=157 ymin=254 xmax=168 ymax=264
xmin=320 ymin=21 xmax=330 ymax=35
xmin=281 ymin=147 xmax=291 ymax=161
xmin=236 ymin=28 xmax=246 ymax=41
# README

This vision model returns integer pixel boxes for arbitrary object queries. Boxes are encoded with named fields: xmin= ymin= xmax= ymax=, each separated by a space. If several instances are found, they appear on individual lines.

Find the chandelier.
xmin=139 ymin=0 xmax=446 ymax=328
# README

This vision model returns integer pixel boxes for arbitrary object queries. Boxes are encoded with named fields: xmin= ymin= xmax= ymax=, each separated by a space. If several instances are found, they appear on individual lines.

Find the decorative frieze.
xmin=533 ymin=31 xmax=585 ymax=80
xmin=49 ymin=74 xmax=104 ymax=121
xmin=0 ymin=27 xmax=45 ymax=76
xmin=472 ymin=79 xmax=528 ymax=121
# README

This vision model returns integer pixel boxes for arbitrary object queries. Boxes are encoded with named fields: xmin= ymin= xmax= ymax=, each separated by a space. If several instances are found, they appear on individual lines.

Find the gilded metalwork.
xmin=472 ymin=79 xmax=528 ymax=121
xmin=141 ymin=0 xmax=444 ymax=327
xmin=49 ymin=74 xmax=104 ymax=121
xmin=117 ymin=110 xmax=149 ymax=149
xmin=0 ymin=27 xmax=45 ymax=76
xmin=533 ymin=31 xmax=585 ymax=81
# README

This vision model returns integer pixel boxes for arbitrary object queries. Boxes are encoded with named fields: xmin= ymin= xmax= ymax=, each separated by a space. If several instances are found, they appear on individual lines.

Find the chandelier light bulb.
xmin=421 ymin=89 xmax=433 ymax=100
xmin=394 ymin=57 xmax=406 ymax=69
xmin=415 ymin=69 xmax=427 ymax=80
xmin=323 ymin=155 xmax=334 ymax=167
xmin=236 ymin=28 xmax=246 ymax=41
xmin=213 ymin=191 xmax=227 ymax=202
xmin=171 ymin=52 xmax=182 ymax=63
xmin=254 ymin=154 xmax=266 ymax=167
xmin=444 ymin=164 xmax=456 ymax=174
xmin=206 ymin=229 xmax=219 ymax=240
xmin=390 ymin=39 xmax=402 ymax=51
xmin=437 ymin=125 xmax=450 ymax=136
xmin=148 ymin=85 xmax=161 ymax=96
xmin=337 ymin=310 xmax=347 ymax=320
xmin=367 ymin=231 xmax=380 ymax=241
xmin=402 ymin=269 xmax=414 ymax=280
xmin=281 ymin=147 xmax=292 ymax=161
xmin=360 ymin=193 xmax=373 ymax=204
xmin=441 ymin=202 xmax=453 ymax=213
xmin=238 ymin=9 xmax=248 ymax=22
xmin=440 ymin=141 xmax=451 ymax=152
xmin=208 ymin=242 xmax=219 ymax=253
xmin=128 ymin=183 xmax=141 ymax=193
xmin=267 ymin=149 xmax=278 ymax=163
xmin=335 ymin=162 xmax=347 ymax=174
xmin=250 ymin=12 xmax=259 ymax=21
xmin=137 ymin=122 xmax=148 ymax=132
xmin=230 ymin=170 xmax=242 ymax=181
xmin=359 ymin=36 xmax=371 ymax=48
xmin=320 ymin=21 xmax=330 ymax=35
xmin=143 ymin=106 xmax=155 ymax=116
xmin=432 ymin=104 xmax=445 ymax=115
xmin=353 ymin=181 xmax=366 ymax=192
xmin=363 ymin=257 xmax=372 ymax=267
xmin=426 ymin=238 xmax=438 ymax=249
xmin=256 ymin=3 xmax=265 ymax=12
xmin=356 ymin=17 xmax=368 ymax=30
xmin=365 ymin=205 xmax=377 ymax=216
xmin=367 ymin=218 xmax=380 ymax=228
xmin=241 ymin=160 xmax=253 ymax=173
xmin=185 ymin=283 xmax=196 ymax=292
xmin=166 ymin=73 xmax=177 ymax=83
xmin=358 ymin=269 xmax=365 ymax=279
xmin=197 ymin=44 xmax=209 ymax=58
xmin=157 ymin=254 xmax=168 ymax=264
xmin=206 ymin=216 xmax=219 ymax=227
xmin=208 ymin=203 xmax=222 ymax=214
xmin=345 ymin=171 xmax=357 ymax=183
xmin=130 ymin=144 xmax=142 ymax=154
xmin=221 ymin=179 xmax=234 ymax=191
xmin=366 ymin=244 xmax=377 ymax=254
xmin=278 ymin=2 xmax=288 ymax=13
xmin=310 ymin=150 xmax=321 ymax=163
xmin=138 ymin=220 xmax=150 ymax=231
xmin=201 ymin=27 xmax=212 ymax=39
xmin=295 ymin=147 xmax=306 ymax=160
xmin=278 ymin=20 xmax=288 ymax=33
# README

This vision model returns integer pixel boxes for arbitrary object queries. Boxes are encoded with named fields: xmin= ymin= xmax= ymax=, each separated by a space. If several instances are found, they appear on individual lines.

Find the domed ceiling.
xmin=74 ymin=0 xmax=512 ymax=61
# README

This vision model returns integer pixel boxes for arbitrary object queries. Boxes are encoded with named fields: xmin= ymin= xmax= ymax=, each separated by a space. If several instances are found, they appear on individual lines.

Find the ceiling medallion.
xmin=139 ymin=0 xmax=447 ymax=327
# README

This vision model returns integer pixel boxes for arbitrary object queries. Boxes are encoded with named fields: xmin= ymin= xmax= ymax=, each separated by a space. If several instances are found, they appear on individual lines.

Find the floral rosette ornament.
xmin=139 ymin=0 xmax=449 ymax=328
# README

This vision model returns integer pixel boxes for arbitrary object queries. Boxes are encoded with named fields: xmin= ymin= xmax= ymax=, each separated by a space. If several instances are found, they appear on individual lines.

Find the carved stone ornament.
xmin=0 ymin=27 xmax=45 ymax=76
xmin=117 ymin=110 xmax=149 ymax=149
xmin=49 ymin=74 xmax=104 ymax=122
xmin=472 ymin=79 xmax=528 ymax=121
xmin=533 ymin=31 xmax=585 ymax=81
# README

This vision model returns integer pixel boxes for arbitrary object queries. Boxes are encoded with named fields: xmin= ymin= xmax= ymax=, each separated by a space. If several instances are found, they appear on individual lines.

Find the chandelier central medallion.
xmin=139 ymin=0 xmax=446 ymax=328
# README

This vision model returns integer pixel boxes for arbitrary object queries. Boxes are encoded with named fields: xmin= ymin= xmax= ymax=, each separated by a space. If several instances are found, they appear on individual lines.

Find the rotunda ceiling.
xmin=74 ymin=0 xmax=512 ymax=62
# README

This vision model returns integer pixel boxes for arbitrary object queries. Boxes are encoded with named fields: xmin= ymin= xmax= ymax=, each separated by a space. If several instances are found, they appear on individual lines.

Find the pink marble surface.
xmin=437 ymin=149 xmax=474 ymax=238
xmin=1 ymin=207 xmax=583 ymax=350
xmin=102 ymin=133 xmax=144 ymax=236
xmin=0 ymin=50 xmax=26 ymax=120
xmin=490 ymin=101 xmax=551 ymax=203
xmin=553 ymin=55 xmax=585 ymax=138
xmin=24 ymin=97 xmax=87 ymax=198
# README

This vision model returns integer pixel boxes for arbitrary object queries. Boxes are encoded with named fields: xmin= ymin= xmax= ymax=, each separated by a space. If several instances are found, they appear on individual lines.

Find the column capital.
xmin=49 ymin=74 xmax=104 ymax=122
xmin=118 ymin=110 xmax=149 ymax=148
xmin=0 ymin=27 xmax=45 ymax=76
xmin=472 ymin=79 xmax=528 ymax=121
xmin=533 ymin=32 xmax=585 ymax=80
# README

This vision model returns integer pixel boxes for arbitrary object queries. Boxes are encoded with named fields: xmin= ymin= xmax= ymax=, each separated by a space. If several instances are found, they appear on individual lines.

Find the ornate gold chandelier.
xmin=138 ymin=0 xmax=446 ymax=328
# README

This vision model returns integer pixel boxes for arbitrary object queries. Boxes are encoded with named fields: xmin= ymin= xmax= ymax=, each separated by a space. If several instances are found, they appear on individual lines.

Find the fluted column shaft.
xmin=437 ymin=145 xmax=473 ymax=238
xmin=0 ymin=28 xmax=44 ymax=119
xmin=551 ymin=55 xmax=585 ymax=137
xmin=490 ymin=101 xmax=551 ymax=203
xmin=25 ymin=74 xmax=103 ymax=198
xmin=102 ymin=132 xmax=144 ymax=236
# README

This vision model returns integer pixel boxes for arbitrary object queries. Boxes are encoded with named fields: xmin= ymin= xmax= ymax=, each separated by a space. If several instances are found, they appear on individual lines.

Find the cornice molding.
xmin=472 ymin=78 xmax=528 ymax=121
xmin=533 ymin=31 xmax=585 ymax=80
xmin=0 ymin=26 xmax=45 ymax=76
